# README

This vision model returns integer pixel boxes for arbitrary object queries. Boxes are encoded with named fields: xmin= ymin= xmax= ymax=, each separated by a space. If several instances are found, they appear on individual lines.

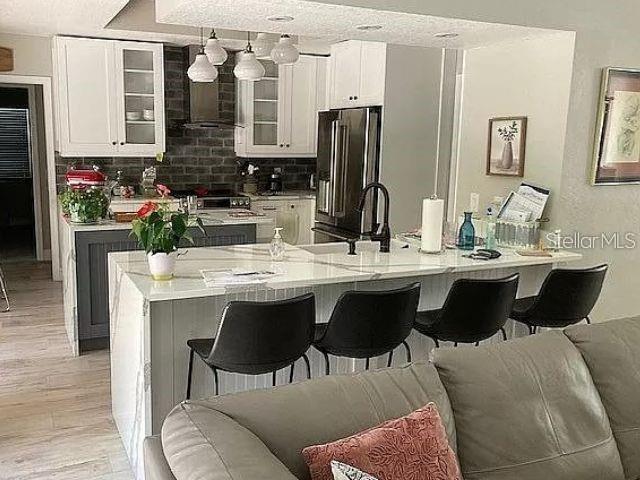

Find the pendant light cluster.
xmin=234 ymin=32 xmax=300 ymax=82
xmin=188 ymin=28 xmax=300 ymax=83
xmin=187 ymin=28 xmax=226 ymax=83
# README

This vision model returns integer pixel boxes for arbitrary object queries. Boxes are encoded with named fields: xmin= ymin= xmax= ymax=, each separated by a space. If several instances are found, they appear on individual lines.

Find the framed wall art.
xmin=486 ymin=116 xmax=527 ymax=177
xmin=592 ymin=67 xmax=640 ymax=185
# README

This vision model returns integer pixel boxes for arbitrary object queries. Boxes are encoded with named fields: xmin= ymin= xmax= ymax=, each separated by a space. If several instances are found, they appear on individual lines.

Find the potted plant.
xmin=130 ymin=201 xmax=205 ymax=281
xmin=59 ymin=187 xmax=110 ymax=224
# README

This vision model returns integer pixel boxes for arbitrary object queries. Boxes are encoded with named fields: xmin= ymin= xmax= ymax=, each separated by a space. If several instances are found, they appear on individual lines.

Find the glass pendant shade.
xmin=270 ymin=34 xmax=299 ymax=65
xmin=187 ymin=52 xmax=218 ymax=82
xmin=234 ymin=51 xmax=265 ymax=81
xmin=204 ymin=35 xmax=228 ymax=65
xmin=253 ymin=33 xmax=274 ymax=59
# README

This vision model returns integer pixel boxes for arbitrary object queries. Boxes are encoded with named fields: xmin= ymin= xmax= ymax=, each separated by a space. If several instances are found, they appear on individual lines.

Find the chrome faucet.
xmin=357 ymin=182 xmax=390 ymax=253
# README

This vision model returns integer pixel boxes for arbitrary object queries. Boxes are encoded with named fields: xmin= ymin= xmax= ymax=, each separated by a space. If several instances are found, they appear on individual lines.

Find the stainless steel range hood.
xmin=183 ymin=45 xmax=235 ymax=128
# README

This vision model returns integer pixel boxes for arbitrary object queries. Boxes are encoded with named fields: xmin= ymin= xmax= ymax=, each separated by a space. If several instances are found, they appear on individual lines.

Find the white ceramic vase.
xmin=147 ymin=252 xmax=176 ymax=281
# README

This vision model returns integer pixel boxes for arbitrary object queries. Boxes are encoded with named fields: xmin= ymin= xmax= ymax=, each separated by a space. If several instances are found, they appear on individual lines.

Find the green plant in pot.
xmin=59 ymin=187 xmax=109 ymax=224
xmin=130 ymin=202 xmax=205 ymax=281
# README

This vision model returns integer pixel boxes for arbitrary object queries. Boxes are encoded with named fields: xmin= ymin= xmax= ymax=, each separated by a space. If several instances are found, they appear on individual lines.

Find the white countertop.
xmin=109 ymin=239 xmax=582 ymax=302
xmin=61 ymin=210 xmax=274 ymax=232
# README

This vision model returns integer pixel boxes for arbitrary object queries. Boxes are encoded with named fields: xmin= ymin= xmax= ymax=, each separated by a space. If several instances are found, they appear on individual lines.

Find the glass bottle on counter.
xmin=485 ymin=207 xmax=497 ymax=250
xmin=269 ymin=227 xmax=286 ymax=261
xmin=458 ymin=212 xmax=475 ymax=251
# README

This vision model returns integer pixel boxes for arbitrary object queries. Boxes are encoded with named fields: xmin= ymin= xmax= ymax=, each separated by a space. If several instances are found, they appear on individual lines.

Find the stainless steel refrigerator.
xmin=314 ymin=107 xmax=382 ymax=243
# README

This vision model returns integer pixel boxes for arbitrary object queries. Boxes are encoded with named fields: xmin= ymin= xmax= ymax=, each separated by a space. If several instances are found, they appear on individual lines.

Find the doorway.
xmin=0 ymin=84 xmax=47 ymax=262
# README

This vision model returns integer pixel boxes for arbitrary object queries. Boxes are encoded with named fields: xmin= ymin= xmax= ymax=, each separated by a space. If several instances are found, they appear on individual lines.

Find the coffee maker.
xmin=268 ymin=168 xmax=283 ymax=194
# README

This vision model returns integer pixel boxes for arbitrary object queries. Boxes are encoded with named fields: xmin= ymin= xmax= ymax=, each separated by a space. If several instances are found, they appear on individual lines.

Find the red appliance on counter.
xmin=65 ymin=166 xmax=107 ymax=188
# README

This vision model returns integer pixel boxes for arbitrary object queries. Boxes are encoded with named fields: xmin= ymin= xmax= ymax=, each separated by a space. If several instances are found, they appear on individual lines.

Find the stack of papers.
xmin=201 ymin=268 xmax=281 ymax=287
xmin=498 ymin=183 xmax=550 ymax=222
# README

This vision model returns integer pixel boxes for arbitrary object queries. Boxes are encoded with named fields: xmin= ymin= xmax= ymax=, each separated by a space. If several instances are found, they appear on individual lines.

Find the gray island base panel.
xmin=107 ymin=241 xmax=582 ymax=480
xmin=59 ymin=215 xmax=259 ymax=355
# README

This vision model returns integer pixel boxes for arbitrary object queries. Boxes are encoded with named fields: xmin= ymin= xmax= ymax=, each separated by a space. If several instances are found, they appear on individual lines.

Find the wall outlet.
xmin=469 ymin=192 xmax=480 ymax=213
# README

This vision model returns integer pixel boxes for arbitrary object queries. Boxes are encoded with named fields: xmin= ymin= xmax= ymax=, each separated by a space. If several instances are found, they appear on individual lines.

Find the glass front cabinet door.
xmin=114 ymin=42 xmax=165 ymax=156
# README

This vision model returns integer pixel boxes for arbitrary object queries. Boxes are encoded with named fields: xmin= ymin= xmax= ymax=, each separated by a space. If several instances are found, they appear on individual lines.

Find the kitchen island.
xmin=107 ymin=239 xmax=581 ymax=479
xmin=59 ymin=210 xmax=273 ymax=355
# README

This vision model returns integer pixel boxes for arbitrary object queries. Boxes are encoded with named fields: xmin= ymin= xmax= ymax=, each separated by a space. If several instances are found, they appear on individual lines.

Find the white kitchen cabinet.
xmin=54 ymin=36 xmax=165 ymax=157
xmin=252 ymin=197 xmax=316 ymax=245
xmin=328 ymin=40 xmax=386 ymax=109
xmin=235 ymin=55 xmax=326 ymax=158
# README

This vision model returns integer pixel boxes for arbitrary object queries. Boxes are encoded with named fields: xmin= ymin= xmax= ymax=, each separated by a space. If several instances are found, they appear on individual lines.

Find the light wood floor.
xmin=0 ymin=262 xmax=134 ymax=480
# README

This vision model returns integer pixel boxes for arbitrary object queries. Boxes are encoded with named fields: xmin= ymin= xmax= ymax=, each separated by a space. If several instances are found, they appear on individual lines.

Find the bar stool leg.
xmin=322 ymin=351 xmax=330 ymax=375
xmin=433 ymin=338 xmax=440 ymax=348
xmin=453 ymin=342 xmax=458 ymax=347
xmin=186 ymin=348 xmax=195 ymax=400
xmin=289 ymin=362 xmax=295 ymax=384
xmin=474 ymin=342 xmax=480 ymax=347
xmin=0 ymin=266 xmax=9 ymax=312
xmin=387 ymin=351 xmax=394 ymax=367
xmin=585 ymin=316 xmax=592 ymax=325
xmin=210 ymin=366 xmax=219 ymax=396
xmin=302 ymin=353 xmax=311 ymax=379
xmin=500 ymin=327 xmax=508 ymax=341
xmin=272 ymin=370 xmax=277 ymax=387
xmin=402 ymin=341 xmax=412 ymax=362
xmin=365 ymin=358 xmax=370 ymax=370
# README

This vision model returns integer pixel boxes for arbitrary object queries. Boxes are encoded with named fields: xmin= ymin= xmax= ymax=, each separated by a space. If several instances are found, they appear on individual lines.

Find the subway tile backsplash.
xmin=55 ymin=46 xmax=316 ymax=193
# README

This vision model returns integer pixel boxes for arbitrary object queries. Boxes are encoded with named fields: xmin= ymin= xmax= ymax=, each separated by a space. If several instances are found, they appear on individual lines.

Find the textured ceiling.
xmin=0 ymin=0 xmax=560 ymax=49
xmin=155 ymin=0 xmax=559 ymax=48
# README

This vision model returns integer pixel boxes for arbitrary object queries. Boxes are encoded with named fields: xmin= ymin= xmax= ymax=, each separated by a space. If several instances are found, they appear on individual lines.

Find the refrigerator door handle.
xmin=329 ymin=119 xmax=340 ymax=217
xmin=333 ymin=124 xmax=349 ymax=218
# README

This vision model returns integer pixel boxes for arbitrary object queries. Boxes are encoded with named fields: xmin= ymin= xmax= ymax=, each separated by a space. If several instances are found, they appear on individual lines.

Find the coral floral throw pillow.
xmin=302 ymin=403 xmax=461 ymax=480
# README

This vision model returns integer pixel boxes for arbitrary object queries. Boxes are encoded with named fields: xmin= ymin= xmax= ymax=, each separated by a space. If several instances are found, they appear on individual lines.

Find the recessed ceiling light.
xmin=434 ymin=32 xmax=459 ymax=39
xmin=267 ymin=15 xmax=294 ymax=23
xmin=356 ymin=25 xmax=383 ymax=31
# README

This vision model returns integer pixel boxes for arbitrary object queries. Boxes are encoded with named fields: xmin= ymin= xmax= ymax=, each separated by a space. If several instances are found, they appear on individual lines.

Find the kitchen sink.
xmin=299 ymin=239 xmax=407 ymax=255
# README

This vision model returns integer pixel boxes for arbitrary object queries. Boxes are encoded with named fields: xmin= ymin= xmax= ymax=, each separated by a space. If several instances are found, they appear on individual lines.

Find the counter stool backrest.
xmin=525 ymin=264 xmax=608 ymax=327
xmin=207 ymin=293 xmax=315 ymax=375
xmin=438 ymin=274 xmax=519 ymax=340
xmin=322 ymin=282 xmax=421 ymax=358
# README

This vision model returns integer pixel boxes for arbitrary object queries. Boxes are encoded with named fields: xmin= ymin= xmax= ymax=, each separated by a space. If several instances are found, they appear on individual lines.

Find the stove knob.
xmin=231 ymin=200 xmax=238 ymax=206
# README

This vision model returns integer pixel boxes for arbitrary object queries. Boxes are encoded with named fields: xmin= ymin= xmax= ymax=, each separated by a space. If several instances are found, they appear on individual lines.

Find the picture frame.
xmin=592 ymin=67 xmax=640 ymax=185
xmin=486 ymin=116 xmax=527 ymax=177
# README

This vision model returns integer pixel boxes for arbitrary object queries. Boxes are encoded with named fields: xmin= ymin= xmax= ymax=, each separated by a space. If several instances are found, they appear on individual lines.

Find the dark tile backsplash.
xmin=55 ymin=46 xmax=316 ymax=193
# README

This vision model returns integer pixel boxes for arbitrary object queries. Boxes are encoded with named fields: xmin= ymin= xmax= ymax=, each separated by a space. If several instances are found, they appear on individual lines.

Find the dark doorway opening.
xmin=0 ymin=86 xmax=35 ymax=261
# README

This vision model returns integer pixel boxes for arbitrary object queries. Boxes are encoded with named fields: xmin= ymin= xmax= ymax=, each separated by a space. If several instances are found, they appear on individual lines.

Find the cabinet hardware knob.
xmin=112 ymin=141 xmax=117 ymax=145
xmin=349 ymin=96 xmax=353 ymax=100
xmin=120 ymin=142 xmax=125 ymax=145
xmin=286 ymin=144 xmax=290 ymax=148
xmin=280 ymin=144 xmax=284 ymax=147
xmin=354 ymin=96 xmax=358 ymax=100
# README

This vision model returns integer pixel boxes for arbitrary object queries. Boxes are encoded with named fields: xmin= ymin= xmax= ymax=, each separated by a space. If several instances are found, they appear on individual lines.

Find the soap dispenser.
xmin=269 ymin=227 xmax=286 ymax=261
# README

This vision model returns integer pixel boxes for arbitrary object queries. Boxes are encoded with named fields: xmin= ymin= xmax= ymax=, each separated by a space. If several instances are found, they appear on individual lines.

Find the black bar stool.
xmin=186 ymin=293 xmax=315 ymax=399
xmin=414 ymin=274 xmax=519 ymax=347
xmin=312 ymin=282 xmax=421 ymax=374
xmin=510 ymin=264 xmax=608 ymax=334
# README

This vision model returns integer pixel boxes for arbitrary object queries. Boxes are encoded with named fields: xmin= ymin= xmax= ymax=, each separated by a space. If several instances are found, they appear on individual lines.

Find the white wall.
xmin=454 ymin=32 xmax=575 ymax=221
xmin=0 ymin=33 xmax=52 ymax=76
xmin=380 ymin=44 xmax=444 ymax=233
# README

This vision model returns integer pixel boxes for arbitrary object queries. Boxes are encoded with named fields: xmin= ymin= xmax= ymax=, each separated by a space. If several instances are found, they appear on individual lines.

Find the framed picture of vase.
xmin=486 ymin=116 xmax=527 ymax=177
xmin=592 ymin=67 xmax=640 ymax=185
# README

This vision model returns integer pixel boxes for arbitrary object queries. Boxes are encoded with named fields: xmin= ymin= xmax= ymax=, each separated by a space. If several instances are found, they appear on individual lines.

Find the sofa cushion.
xmin=165 ymin=363 xmax=454 ymax=480
xmin=565 ymin=317 xmax=640 ymax=480
xmin=432 ymin=330 xmax=625 ymax=480
xmin=162 ymin=403 xmax=298 ymax=480
xmin=302 ymin=403 xmax=461 ymax=480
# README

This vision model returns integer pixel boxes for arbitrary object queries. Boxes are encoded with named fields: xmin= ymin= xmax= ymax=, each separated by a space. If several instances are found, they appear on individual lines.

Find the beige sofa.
xmin=144 ymin=317 xmax=640 ymax=480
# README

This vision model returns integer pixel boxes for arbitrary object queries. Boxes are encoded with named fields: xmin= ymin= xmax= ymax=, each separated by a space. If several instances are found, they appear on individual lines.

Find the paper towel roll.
xmin=421 ymin=198 xmax=444 ymax=253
